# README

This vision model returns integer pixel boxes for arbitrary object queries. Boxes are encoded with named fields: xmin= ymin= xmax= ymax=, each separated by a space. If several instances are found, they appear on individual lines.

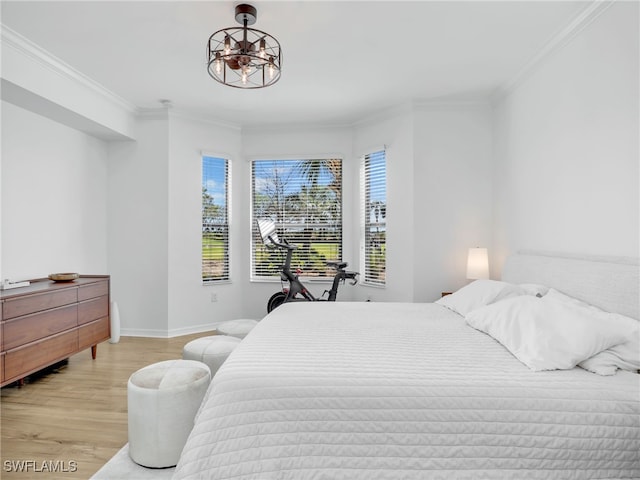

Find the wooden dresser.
xmin=0 ymin=275 xmax=110 ymax=387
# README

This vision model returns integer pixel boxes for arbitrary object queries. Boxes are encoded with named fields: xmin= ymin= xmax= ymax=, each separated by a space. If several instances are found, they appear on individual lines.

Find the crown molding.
xmin=168 ymin=108 xmax=242 ymax=132
xmin=241 ymin=119 xmax=354 ymax=134
xmin=349 ymin=101 xmax=416 ymax=129
xmin=1 ymin=24 xmax=138 ymax=114
xmin=136 ymin=107 xmax=171 ymax=120
xmin=135 ymin=106 xmax=242 ymax=131
xmin=493 ymin=0 xmax=615 ymax=100
xmin=414 ymin=98 xmax=491 ymax=111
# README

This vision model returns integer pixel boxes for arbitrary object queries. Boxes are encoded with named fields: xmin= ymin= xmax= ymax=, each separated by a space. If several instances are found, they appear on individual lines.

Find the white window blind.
xmin=202 ymin=156 xmax=230 ymax=282
xmin=362 ymin=150 xmax=386 ymax=286
xmin=251 ymin=158 xmax=342 ymax=280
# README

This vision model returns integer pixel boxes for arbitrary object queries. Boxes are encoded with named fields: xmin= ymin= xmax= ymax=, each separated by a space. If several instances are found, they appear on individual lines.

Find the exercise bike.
xmin=257 ymin=219 xmax=359 ymax=313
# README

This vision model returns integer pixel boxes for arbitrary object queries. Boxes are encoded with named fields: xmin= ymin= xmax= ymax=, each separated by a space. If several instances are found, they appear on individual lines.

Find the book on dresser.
xmin=0 ymin=275 xmax=110 ymax=387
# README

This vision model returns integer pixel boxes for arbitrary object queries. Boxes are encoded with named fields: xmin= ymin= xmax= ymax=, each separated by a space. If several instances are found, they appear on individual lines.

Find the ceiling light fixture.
xmin=206 ymin=4 xmax=282 ymax=89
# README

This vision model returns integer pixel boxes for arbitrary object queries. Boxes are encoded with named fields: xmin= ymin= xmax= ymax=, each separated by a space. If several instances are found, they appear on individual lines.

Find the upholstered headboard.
xmin=502 ymin=251 xmax=640 ymax=320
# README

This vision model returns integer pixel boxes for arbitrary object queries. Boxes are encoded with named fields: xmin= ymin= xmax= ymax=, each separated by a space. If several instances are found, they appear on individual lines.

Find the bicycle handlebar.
xmin=267 ymin=234 xmax=296 ymax=251
xmin=342 ymin=271 xmax=359 ymax=285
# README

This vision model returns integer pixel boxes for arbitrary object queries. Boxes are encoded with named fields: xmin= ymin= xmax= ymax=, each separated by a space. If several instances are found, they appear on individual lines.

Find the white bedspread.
xmin=173 ymin=302 xmax=640 ymax=480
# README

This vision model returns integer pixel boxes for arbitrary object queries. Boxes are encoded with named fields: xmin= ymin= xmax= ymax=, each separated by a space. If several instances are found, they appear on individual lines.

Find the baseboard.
xmin=119 ymin=328 xmax=172 ymax=338
xmin=167 ymin=322 xmax=219 ymax=338
xmin=120 ymin=323 xmax=220 ymax=339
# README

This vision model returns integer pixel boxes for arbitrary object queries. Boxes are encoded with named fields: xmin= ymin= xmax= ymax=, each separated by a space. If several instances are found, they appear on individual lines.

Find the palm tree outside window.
xmin=251 ymin=158 xmax=343 ymax=280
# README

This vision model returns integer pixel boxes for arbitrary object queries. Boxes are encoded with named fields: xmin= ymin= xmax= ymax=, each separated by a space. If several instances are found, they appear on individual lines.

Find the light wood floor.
xmin=1 ymin=332 xmax=214 ymax=479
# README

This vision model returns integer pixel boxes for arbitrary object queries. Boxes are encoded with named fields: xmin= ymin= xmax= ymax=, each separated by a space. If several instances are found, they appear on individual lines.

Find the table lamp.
xmin=467 ymin=247 xmax=489 ymax=279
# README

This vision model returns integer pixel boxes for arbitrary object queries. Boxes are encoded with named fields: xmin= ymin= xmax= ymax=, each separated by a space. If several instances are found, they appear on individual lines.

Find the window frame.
xmin=201 ymin=154 xmax=231 ymax=284
xmin=360 ymin=149 xmax=387 ymax=287
xmin=250 ymin=156 xmax=344 ymax=282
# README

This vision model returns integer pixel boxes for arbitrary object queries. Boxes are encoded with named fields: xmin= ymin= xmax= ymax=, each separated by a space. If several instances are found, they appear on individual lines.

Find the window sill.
xmin=202 ymin=280 xmax=232 ymax=286
xmin=250 ymin=277 xmax=334 ymax=284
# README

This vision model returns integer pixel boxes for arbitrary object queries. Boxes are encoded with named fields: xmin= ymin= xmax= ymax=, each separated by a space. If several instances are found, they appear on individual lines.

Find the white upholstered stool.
xmin=215 ymin=319 xmax=259 ymax=339
xmin=127 ymin=359 xmax=210 ymax=468
xmin=182 ymin=335 xmax=241 ymax=376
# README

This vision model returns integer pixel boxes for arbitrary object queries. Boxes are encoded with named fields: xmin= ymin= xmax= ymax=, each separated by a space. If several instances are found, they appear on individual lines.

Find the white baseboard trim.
xmin=120 ymin=323 xmax=221 ymax=339
xmin=167 ymin=323 xmax=219 ymax=338
xmin=119 ymin=328 xmax=171 ymax=338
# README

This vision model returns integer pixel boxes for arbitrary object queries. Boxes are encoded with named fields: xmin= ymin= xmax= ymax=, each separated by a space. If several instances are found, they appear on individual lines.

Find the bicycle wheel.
xmin=267 ymin=291 xmax=287 ymax=313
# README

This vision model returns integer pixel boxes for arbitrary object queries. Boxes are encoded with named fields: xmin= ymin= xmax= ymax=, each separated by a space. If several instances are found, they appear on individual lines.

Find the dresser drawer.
xmin=78 ymin=281 xmax=109 ymax=302
xmin=3 ymin=304 xmax=78 ymax=350
xmin=1 ymin=352 xmax=4 ymax=384
xmin=2 ymin=288 xmax=77 ymax=320
xmin=78 ymin=317 xmax=110 ymax=351
xmin=78 ymin=296 xmax=109 ymax=325
xmin=4 ymin=329 xmax=78 ymax=383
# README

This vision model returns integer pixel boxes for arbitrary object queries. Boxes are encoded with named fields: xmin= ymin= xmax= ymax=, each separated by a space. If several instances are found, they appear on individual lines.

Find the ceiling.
xmin=1 ymin=1 xmax=589 ymax=128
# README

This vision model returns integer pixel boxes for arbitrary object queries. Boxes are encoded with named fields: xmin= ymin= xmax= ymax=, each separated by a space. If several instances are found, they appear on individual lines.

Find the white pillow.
xmin=435 ymin=279 xmax=525 ymax=316
xmin=518 ymin=283 xmax=549 ymax=297
xmin=544 ymin=288 xmax=594 ymax=307
xmin=579 ymin=341 xmax=640 ymax=375
xmin=465 ymin=294 xmax=635 ymax=371
xmin=544 ymin=289 xmax=640 ymax=375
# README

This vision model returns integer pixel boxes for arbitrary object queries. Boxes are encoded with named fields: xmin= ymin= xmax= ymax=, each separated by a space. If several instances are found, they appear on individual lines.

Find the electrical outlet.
xmin=210 ymin=292 xmax=218 ymax=302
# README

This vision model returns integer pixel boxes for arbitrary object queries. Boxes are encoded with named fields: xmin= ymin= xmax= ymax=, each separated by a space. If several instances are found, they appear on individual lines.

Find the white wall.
xmin=352 ymin=103 xmax=494 ymax=304
xmin=107 ymin=113 xmax=170 ymax=336
xmin=1 ymin=101 xmax=109 ymax=280
xmin=352 ymin=106 xmax=416 ymax=303
xmin=167 ymin=113 xmax=243 ymax=335
xmin=492 ymin=1 xmax=639 ymax=275
xmin=413 ymin=103 xmax=493 ymax=299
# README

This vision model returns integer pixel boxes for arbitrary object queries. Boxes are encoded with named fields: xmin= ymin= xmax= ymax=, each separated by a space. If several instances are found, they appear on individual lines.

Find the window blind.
xmin=362 ymin=150 xmax=386 ymax=286
xmin=202 ymin=156 xmax=230 ymax=282
xmin=251 ymin=158 xmax=342 ymax=280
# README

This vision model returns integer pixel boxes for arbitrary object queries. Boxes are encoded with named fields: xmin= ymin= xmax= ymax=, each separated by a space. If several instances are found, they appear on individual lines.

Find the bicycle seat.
xmin=326 ymin=261 xmax=348 ymax=270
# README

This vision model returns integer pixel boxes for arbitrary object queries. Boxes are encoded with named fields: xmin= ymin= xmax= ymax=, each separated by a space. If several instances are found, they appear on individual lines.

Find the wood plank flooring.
xmin=0 ymin=332 xmax=214 ymax=479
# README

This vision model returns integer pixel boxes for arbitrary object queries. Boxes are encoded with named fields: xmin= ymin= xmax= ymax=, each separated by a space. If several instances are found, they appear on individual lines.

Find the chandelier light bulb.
xmin=224 ymin=35 xmax=231 ymax=55
xmin=268 ymin=57 xmax=275 ymax=79
xmin=214 ymin=53 xmax=222 ymax=75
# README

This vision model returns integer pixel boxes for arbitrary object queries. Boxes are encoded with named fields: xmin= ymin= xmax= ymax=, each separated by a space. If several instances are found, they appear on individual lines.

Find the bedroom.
xmin=1 ymin=0 xmax=638 ymax=478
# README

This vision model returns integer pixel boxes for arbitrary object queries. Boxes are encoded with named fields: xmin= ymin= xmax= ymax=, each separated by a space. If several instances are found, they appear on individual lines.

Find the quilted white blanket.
xmin=173 ymin=302 xmax=640 ymax=480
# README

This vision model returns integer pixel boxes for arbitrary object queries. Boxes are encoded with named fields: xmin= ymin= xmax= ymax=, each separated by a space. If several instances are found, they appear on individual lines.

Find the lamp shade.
xmin=467 ymin=248 xmax=489 ymax=279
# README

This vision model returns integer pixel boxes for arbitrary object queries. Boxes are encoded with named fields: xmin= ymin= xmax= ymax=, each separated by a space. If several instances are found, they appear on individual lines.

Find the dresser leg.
xmin=91 ymin=345 xmax=97 ymax=359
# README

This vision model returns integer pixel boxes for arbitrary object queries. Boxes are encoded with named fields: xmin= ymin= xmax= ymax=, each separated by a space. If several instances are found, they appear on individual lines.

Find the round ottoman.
xmin=182 ymin=335 xmax=241 ymax=376
xmin=127 ymin=359 xmax=210 ymax=468
xmin=216 ymin=319 xmax=259 ymax=339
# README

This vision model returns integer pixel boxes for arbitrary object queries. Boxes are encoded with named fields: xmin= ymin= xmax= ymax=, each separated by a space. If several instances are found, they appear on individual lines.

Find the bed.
xmin=173 ymin=252 xmax=640 ymax=479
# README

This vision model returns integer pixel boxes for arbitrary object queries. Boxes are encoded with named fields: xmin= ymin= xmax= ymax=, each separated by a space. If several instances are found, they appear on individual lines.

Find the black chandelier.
xmin=206 ymin=4 xmax=282 ymax=89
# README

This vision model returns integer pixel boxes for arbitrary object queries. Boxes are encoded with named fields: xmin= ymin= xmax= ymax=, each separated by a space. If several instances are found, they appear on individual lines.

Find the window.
xmin=251 ymin=158 xmax=342 ymax=280
xmin=202 ymin=156 xmax=230 ymax=282
xmin=361 ymin=150 xmax=386 ymax=286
